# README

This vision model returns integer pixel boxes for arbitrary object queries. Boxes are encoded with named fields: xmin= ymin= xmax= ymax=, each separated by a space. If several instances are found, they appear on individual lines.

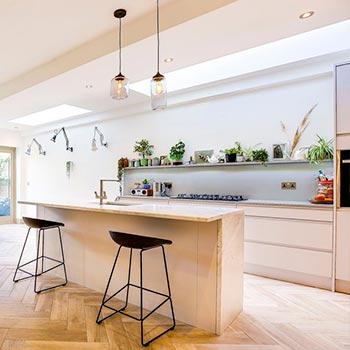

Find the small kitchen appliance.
xmin=130 ymin=189 xmax=153 ymax=196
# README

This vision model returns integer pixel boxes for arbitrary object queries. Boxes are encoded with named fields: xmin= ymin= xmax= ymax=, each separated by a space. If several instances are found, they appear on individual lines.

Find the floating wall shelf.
xmin=124 ymin=159 xmax=332 ymax=171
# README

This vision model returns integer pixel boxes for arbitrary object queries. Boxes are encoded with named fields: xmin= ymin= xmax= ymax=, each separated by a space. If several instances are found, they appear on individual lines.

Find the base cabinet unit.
xmin=238 ymin=204 xmax=334 ymax=290
xmin=335 ymin=209 xmax=350 ymax=293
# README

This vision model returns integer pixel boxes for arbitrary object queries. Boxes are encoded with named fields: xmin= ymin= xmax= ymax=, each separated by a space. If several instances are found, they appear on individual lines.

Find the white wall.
xmin=21 ymin=72 xmax=334 ymax=204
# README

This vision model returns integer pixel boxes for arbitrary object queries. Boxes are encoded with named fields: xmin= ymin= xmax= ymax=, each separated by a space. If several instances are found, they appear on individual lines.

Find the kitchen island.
xmin=18 ymin=200 xmax=244 ymax=335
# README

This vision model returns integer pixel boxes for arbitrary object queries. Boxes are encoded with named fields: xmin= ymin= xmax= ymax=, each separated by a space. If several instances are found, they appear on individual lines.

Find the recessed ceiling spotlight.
xmin=85 ymin=84 xmax=93 ymax=89
xmin=299 ymin=11 xmax=315 ymax=19
xmin=164 ymin=57 xmax=174 ymax=63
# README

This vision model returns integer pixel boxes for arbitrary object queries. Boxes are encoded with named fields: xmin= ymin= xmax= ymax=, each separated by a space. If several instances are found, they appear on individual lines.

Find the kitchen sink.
xmin=104 ymin=201 xmax=140 ymax=206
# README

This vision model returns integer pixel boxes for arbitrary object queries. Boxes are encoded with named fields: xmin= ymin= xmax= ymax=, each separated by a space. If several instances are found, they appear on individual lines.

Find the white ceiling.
xmin=0 ymin=0 xmax=349 ymax=130
xmin=0 ymin=0 xmax=174 ymax=85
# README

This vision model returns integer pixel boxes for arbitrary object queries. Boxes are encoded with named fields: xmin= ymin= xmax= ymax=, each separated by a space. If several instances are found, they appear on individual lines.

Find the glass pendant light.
xmin=151 ymin=0 xmax=167 ymax=110
xmin=111 ymin=9 xmax=129 ymax=100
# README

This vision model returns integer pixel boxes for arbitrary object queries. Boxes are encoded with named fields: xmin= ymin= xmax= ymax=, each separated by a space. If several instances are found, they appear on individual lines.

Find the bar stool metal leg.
xmin=13 ymin=227 xmax=32 ymax=283
xmin=34 ymin=227 xmax=68 ymax=294
xmin=140 ymin=246 xmax=176 ymax=347
xmin=96 ymin=245 xmax=122 ymax=323
xmin=58 ymin=227 xmax=68 ymax=287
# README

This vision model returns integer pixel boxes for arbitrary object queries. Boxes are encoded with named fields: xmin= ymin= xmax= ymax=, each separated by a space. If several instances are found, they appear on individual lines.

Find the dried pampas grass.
xmin=281 ymin=104 xmax=318 ymax=158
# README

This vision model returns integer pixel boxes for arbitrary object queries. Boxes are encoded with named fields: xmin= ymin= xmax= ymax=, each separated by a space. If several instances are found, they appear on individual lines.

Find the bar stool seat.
xmin=110 ymin=231 xmax=172 ymax=249
xmin=96 ymin=231 xmax=176 ymax=347
xmin=13 ymin=217 xmax=68 ymax=293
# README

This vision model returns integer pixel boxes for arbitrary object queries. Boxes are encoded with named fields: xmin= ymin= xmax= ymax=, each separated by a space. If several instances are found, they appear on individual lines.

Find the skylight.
xmin=130 ymin=20 xmax=350 ymax=96
xmin=9 ymin=104 xmax=91 ymax=126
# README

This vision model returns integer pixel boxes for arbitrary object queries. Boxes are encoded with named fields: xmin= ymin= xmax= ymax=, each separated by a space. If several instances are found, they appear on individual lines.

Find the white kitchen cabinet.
xmin=335 ymin=209 xmax=350 ymax=293
xmin=238 ymin=204 xmax=334 ymax=290
xmin=336 ymin=62 xmax=350 ymax=135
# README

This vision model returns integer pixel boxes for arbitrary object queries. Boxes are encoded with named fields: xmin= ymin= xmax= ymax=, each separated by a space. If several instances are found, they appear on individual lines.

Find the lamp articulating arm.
xmin=94 ymin=126 xmax=108 ymax=147
xmin=25 ymin=138 xmax=46 ymax=156
xmin=51 ymin=127 xmax=73 ymax=152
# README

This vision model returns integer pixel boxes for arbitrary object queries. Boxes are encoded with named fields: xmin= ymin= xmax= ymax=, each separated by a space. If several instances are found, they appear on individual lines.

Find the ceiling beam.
xmin=0 ymin=0 xmax=237 ymax=100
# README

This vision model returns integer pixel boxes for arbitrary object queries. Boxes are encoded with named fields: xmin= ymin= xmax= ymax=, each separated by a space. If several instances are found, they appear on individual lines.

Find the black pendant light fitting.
xmin=151 ymin=0 xmax=167 ymax=110
xmin=111 ymin=9 xmax=129 ymax=100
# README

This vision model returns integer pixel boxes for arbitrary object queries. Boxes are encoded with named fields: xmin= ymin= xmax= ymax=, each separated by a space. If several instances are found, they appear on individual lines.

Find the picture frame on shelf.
xmin=194 ymin=149 xmax=214 ymax=164
xmin=272 ymin=143 xmax=287 ymax=160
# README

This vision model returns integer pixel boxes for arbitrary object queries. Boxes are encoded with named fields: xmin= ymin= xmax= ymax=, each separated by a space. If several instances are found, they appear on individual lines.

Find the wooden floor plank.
xmin=0 ymin=224 xmax=349 ymax=350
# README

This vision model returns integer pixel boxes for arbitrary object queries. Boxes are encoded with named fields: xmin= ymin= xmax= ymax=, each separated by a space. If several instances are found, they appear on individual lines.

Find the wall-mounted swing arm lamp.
xmin=25 ymin=138 xmax=46 ymax=156
xmin=50 ymin=127 xmax=73 ymax=152
xmin=92 ymin=126 xmax=108 ymax=151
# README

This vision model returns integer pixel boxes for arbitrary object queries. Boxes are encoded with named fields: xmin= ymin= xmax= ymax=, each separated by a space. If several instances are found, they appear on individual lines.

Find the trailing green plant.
xmin=306 ymin=135 xmax=334 ymax=164
xmin=117 ymin=157 xmax=128 ymax=180
xmin=170 ymin=140 xmax=185 ymax=160
xmin=252 ymin=148 xmax=269 ymax=164
xmin=134 ymin=139 xmax=154 ymax=159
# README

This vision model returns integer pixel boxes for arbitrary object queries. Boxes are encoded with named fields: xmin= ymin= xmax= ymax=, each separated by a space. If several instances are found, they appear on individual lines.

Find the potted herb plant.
xmin=243 ymin=144 xmax=260 ymax=162
xmin=142 ymin=179 xmax=151 ymax=189
xmin=306 ymin=135 xmax=334 ymax=164
xmin=252 ymin=148 xmax=269 ymax=164
xmin=225 ymin=147 xmax=237 ymax=163
xmin=235 ymin=142 xmax=244 ymax=162
xmin=170 ymin=140 xmax=185 ymax=165
xmin=134 ymin=139 xmax=154 ymax=166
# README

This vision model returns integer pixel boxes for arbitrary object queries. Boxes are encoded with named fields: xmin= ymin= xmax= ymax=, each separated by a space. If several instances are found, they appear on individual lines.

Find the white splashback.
xmin=123 ymin=162 xmax=333 ymax=201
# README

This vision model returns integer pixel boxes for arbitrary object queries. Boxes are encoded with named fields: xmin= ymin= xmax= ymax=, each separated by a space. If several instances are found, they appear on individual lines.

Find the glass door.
xmin=0 ymin=147 xmax=15 ymax=224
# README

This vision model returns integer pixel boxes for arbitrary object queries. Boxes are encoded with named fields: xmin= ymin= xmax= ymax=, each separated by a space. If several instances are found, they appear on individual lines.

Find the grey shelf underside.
xmin=124 ymin=160 xmax=332 ymax=171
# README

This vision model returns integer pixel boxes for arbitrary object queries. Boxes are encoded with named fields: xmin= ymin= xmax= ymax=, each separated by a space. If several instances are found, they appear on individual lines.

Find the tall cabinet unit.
xmin=335 ymin=62 xmax=350 ymax=294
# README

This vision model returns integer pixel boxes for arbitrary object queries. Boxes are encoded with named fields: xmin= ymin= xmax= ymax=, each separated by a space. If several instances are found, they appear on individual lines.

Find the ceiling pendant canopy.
xmin=111 ymin=9 xmax=129 ymax=100
xmin=151 ymin=0 xmax=167 ymax=110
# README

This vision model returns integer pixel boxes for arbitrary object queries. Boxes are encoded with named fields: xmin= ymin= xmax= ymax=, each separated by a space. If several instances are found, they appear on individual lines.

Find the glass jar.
xmin=317 ymin=180 xmax=333 ymax=200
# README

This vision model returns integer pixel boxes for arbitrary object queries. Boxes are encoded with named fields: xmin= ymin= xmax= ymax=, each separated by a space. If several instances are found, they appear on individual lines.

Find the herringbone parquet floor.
xmin=0 ymin=224 xmax=349 ymax=350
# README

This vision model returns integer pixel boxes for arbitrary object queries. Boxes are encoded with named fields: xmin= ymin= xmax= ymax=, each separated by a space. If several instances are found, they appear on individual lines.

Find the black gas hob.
xmin=174 ymin=194 xmax=247 ymax=202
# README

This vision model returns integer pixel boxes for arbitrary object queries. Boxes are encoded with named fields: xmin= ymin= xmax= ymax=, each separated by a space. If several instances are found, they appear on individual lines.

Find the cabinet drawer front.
xmin=336 ymin=210 xmax=350 ymax=280
xmin=238 ymin=205 xmax=333 ymax=222
xmin=245 ymin=242 xmax=332 ymax=277
xmin=245 ymin=217 xmax=332 ymax=251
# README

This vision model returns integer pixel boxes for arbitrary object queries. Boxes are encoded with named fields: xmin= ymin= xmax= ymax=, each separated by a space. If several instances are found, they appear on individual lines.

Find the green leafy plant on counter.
xmin=134 ymin=139 xmax=154 ymax=166
xmin=306 ymin=135 xmax=334 ymax=164
xmin=252 ymin=148 xmax=269 ymax=164
xmin=170 ymin=140 xmax=185 ymax=165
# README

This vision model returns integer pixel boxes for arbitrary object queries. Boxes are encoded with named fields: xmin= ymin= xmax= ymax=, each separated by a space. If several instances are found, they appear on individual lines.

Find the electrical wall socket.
xmin=281 ymin=181 xmax=296 ymax=190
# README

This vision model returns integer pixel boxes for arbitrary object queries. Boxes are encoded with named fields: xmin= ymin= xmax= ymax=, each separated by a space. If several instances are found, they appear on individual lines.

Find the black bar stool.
xmin=13 ymin=217 xmax=68 ymax=293
xmin=96 ymin=231 xmax=176 ymax=347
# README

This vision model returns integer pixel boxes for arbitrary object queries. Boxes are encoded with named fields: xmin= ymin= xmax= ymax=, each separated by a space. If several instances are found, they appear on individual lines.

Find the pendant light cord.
xmin=157 ymin=0 xmax=160 ymax=73
xmin=119 ymin=17 xmax=122 ymax=74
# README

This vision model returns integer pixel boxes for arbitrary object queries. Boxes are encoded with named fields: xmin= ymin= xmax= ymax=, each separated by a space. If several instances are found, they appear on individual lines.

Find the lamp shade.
xmin=151 ymin=72 xmax=167 ymax=110
xmin=111 ymin=73 xmax=129 ymax=100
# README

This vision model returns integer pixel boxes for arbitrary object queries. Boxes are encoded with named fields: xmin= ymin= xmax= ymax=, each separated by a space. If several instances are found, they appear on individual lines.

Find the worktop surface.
xmin=18 ymin=199 xmax=242 ymax=223
xmin=121 ymin=196 xmax=334 ymax=209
